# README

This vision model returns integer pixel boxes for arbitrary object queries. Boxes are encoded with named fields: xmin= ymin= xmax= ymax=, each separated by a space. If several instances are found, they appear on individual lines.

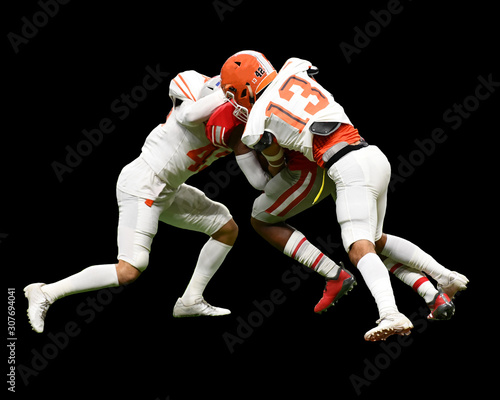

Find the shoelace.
xmin=375 ymin=313 xmax=398 ymax=325
xmin=39 ymin=299 xmax=51 ymax=320
xmin=199 ymin=299 xmax=225 ymax=315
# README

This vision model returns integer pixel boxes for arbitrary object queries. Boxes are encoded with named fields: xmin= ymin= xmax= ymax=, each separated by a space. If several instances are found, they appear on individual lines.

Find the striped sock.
xmin=381 ymin=234 xmax=450 ymax=284
xmin=383 ymin=258 xmax=438 ymax=304
xmin=283 ymin=230 xmax=340 ymax=278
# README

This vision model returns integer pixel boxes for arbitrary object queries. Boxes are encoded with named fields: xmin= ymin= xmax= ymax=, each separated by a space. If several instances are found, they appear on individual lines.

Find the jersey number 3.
xmin=265 ymin=75 xmax=329 ymax=133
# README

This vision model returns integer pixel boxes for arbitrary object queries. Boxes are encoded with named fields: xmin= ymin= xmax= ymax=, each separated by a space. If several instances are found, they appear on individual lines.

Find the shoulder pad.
xmin=169 ymin=71 xmax=208 ymax=103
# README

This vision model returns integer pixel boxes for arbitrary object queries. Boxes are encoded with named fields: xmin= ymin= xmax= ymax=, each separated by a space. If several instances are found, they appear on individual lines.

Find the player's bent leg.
xmin=25 ymin=189 xmax=157 ymax=333
xmin=211 ymin=218 xmax=239 ymax=246
xmin=173 ymin=235 xmax=233 ymax=317
xmin=250 ymin=217 xmax=294 ymax=252
xmin=377 ymin=233 xmax=468 ymax=299
xmin=250 ymin=165 xmax=355 ymax=313
xmin=24 ymin=263 xmax=120 ymax=333
xmin=381 ymin=257 xmax=455 ymax=320
xmin=284 ymin=230 xmax=356 ymax=313
xmin=174 ymin=219 xmax=236 ymax=317
xmin=116 ymin=259 xmax=142 ymax=285
xmin=349 ymin=240 xmax=413 ymax=341
xmin=348 ymin=239 xmax=377 ymax=267
xmin=162 ymin=186 xmax=234 ymax=317
xmin=251 ymin=217 xmax=356 ymax=313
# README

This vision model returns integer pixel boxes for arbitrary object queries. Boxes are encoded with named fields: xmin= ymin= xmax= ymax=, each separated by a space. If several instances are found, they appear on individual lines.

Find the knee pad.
xmin=132 ymin=250 xmax=150 ymax=272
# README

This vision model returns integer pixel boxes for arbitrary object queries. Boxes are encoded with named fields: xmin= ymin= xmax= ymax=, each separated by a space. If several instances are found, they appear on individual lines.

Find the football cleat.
xmin=427 ymin=290 xmax=455 ymax=320
xmin=438 ymin=272 xmax=468 ymax=299
xmin=24 ymin=283 xmax=52 ymax=333
xmin=364 ymin=312 xmax=413 ymax=342
xmin=173 ymin=297 xmax=231 ymax=318
xmin=314 ymin=268 xmax=357 ymax=313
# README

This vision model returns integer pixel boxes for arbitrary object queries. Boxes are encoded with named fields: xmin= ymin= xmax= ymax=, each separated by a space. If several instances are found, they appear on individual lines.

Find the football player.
xmin=206 ymin=77 xmax=456 ymax=323
xmin=206 ymin=100 xmax=358 ymax=313
xmin=25 ymin=71 xmax=245 ymax=333
xmin=220 ymin=51 xmax=468 ymax=341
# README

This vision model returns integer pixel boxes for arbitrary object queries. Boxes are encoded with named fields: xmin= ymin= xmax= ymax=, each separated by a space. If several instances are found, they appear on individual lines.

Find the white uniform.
xmin=116 ymin=71 xmax=232 ymax=270
xmin=118 ymin=71 xmax=230 ymax=199
xmin=242 ymin=58 xmax=391 ymax=252
xmin=242 ymin=58 xmax=351 ymax=163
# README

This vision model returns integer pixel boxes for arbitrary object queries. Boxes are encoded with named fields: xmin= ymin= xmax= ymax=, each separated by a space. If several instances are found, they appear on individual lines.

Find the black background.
xmin=3 ymin=1 xmax=497 ymax=399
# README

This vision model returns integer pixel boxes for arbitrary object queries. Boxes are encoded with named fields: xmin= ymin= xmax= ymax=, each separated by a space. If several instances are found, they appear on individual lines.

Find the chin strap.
xmin=246 ymin=83 xmax=255 ymax=105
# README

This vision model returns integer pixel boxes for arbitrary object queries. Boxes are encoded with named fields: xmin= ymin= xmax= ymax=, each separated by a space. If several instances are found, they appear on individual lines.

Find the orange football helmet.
xmin=220 ymin=50 xmax=277 ymax=121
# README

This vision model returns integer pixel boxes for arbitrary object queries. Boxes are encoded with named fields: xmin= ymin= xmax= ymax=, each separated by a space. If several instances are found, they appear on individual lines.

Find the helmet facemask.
xmin=226 ymin=91 xmax=248 ymax=123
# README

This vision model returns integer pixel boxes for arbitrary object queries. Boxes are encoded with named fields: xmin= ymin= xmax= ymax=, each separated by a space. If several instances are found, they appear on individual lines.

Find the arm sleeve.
xmin=175 ymin=90 xmax=226 ymax=127
xmin=235 ymin=151 xmax=270 ymax=191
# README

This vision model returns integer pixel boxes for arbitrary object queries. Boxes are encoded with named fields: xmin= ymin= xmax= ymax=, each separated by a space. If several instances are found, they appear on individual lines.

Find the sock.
xmin=180 ymin=238 xmax=232 ymax=305
xmin=357 ymin=253 xmax=398 ymax=317
xmin=41 ymin=264 xmax=119 ymax=304
xmin=283 ymin=230 xmax=340 ymax=278
xmin=383 ymin=258 xmax=438 ymax=304
xmin=381 ymin=234 xmax=450 ymax=284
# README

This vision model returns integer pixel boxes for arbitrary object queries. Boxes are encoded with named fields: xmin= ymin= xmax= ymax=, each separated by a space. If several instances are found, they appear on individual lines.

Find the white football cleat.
xmin=438 ymin=272 xmax=469 ymax=299
xmin=364 ymin=312 xmax=413 ymax=342
xmin=173 ymin=297 xmax=231 ymax=318
xmin=24 ymin=283 xmax=52 ymax=333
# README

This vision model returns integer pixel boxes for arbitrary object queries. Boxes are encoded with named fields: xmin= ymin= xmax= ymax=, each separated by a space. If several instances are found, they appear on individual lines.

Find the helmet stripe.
xmin=235 ymin=50 xmax=275 ymax=74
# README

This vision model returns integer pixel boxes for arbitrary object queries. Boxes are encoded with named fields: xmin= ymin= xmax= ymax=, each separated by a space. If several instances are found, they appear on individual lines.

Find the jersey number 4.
xmin=187 ymin=143 xmax=230 ymax=172
xmin=265 ymin=75 xmax=329 ymax=133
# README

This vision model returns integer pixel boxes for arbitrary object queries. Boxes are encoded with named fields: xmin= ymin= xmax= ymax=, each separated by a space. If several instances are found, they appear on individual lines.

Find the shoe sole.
xmin=364 ymin=319 xmax=413 ymax=342
xmin=364 ymin=326 xmax=412 ymax=341
xmin=173 ymin=311 xmax=231 ymax=318
xmin=428 ymin=302 xmax=456 ymax=321
xmin=315 ymin=277 xmax=357 ymax=314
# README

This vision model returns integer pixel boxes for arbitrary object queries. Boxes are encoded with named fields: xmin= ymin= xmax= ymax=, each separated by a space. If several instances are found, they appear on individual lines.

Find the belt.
xmin=322 ymin=139 xmax=369 ymax=170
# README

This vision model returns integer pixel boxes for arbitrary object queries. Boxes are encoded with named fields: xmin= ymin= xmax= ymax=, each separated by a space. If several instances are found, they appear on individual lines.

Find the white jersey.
xmin=241 ymin=58 xmax=352 ymax=162
xmin=117 ymin=71 xmax=229 ymax=200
